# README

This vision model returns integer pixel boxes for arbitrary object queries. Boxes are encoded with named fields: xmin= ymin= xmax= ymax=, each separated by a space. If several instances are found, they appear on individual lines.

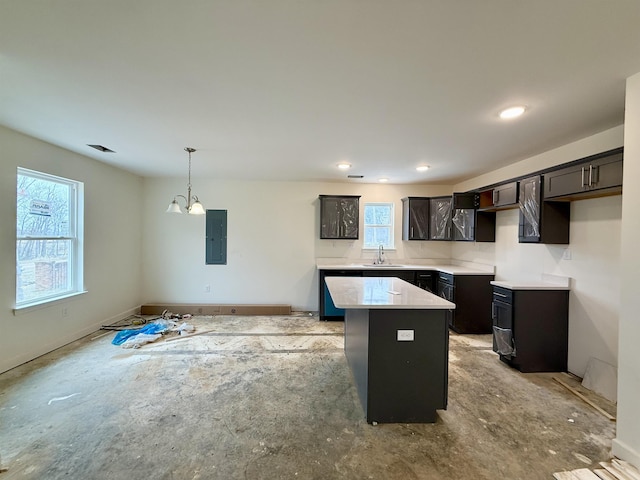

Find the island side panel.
xmin=367 ymin=309 xmax=449 ymax=423
xmin=344 ymin=308 xmax=370 ymax=418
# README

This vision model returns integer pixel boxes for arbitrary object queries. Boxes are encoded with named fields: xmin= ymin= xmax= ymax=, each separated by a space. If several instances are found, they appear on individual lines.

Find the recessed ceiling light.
xmin=337 ymin=162 xmax=351 ymax=170
xmin=416 ymin=165 xmax=430 ymax=172
xmin=378 ymin=178 xmax=389 ymax=183
xmin=499 ymin=106 xmax=527 ymax=119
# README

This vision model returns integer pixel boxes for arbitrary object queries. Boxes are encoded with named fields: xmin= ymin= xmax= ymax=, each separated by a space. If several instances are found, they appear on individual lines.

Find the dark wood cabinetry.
xmin=518 ymin=175 xmax=570 ymax=244
xmin=429 ymin=194 xmax=479 ymax=242
xmin=543 ymin=148 xmax=623 ymax=201
xmin=492 ymin=286 xmax=569 ymax=372
xmin=319 ymin=195 xmax=360 ymax=239
xmin=402 ymin=197 xmax=430 ymax=240
xmin=437 ymin=272 xmax=494 ymax=333
xmin=478 ymin=182 xmax=519 ymax=211
xmin=318 ymin=269 xmax=363 ymax=320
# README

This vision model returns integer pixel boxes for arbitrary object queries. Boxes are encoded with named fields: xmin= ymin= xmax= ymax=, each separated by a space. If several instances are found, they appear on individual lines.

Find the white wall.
xmin=141 ymin=179 xmax=453 ymax=310
xmin=612 ymin=72 xmax=640 ymax=466
xmin=452 ymin=126 xmax=624 ymax=378
xmin=0 ymin=126 xmax=144 ymax=374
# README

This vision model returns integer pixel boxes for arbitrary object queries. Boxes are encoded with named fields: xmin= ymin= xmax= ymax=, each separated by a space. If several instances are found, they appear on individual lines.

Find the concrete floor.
xmin=0 ymin=315 xmax=616 ymax=479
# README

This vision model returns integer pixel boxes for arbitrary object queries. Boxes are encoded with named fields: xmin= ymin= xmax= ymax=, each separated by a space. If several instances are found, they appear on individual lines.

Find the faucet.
xmin=376 ymin=244 xmax=385 ymax=264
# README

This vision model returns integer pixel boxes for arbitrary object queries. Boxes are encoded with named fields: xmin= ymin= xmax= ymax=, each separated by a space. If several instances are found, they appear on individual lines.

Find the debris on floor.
xmin=110 ymin=318 xmax=195 ymax=348
xmin=554 ymin=458 xmax=640 ymax=480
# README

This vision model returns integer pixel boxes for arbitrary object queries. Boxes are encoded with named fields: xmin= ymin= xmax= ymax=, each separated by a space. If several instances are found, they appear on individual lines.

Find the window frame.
xmin=15 ymin=167 xmax=85 ymax=310
xmin=363 ymin=202 xmax=395 ymax=250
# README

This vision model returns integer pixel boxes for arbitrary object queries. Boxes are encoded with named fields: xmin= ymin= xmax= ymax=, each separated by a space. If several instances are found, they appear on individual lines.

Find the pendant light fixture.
xmin=166 ymin=147 xmax=205 ymax=215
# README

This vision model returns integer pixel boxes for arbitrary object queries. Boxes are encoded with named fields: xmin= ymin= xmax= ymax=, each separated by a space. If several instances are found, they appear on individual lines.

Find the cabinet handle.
xmin=411 ymin=227 xmax=414 ymax=238
xmin=492 ymin=303 xmax=496 ymax=320
xmin=492 ymin=190 xmax=497 ymax=204
xmin=589 ymin=164 xmax=593 ymax=187
xmin=494 ymin=292 xmax=507 ymax=298
xmin=581 ymin=167 xmax=587 ymax=187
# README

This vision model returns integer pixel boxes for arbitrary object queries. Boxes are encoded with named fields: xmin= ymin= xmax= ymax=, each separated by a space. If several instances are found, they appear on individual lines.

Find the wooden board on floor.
xmin=553 ymin=469 xmax=602 ymax=480
xmin=600 ymin=461 xmax=637 ymax=480
xmin=140 ymin=303 xmax=292 ymax=316
xmin=595 ymin=468 xmax=621 ymax=480
xmin=553 ymin=377 xmax=616 ymax=421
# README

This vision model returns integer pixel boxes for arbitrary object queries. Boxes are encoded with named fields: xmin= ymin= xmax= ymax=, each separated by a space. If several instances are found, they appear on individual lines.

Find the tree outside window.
xmin=364 ymin=203 xmax=394 ymax=249
xmin=16 ymin=168 xmax=83 ymax=307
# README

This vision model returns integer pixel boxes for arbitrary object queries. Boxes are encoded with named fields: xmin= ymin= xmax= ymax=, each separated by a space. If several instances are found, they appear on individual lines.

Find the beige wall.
xmin=612 ymin=72 xmax=640 ymax=467
xmin=141 ymin=179 xmax=454 ymax=309
xmin=0 ymin=126 xmax=144 ymax=373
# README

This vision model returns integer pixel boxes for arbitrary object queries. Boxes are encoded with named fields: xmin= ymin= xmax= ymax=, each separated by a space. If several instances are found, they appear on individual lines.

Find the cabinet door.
xmin=402 ymin=197 xmax=430 ymax=240
xmin=493 ymin=182 xmax=518 ymax=207
xmin=319 ymin=195 xmax=360 ymax=239
xmin=518 ymin=176 xmax=541 ymax=242
xmin=544 ymin=150 xmax=623 ymax=199
xmin=589 ymin=152 xmax=623 ymax=191
xmin=452 ymin=208 xmax=475 ymax=241
xmin=429 ymin=197 xmax=452 ymax=240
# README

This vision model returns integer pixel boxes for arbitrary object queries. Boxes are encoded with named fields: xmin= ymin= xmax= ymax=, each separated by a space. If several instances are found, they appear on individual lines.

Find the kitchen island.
xmin=325 ymin=276 xmax=455 ymax=423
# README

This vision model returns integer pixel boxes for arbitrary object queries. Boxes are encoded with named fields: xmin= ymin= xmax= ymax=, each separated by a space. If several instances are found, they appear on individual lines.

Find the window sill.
xmin=362 ymin=247 xmax=396 ymax=251
xmin=13 ymin=290 xmax=88 ymax=316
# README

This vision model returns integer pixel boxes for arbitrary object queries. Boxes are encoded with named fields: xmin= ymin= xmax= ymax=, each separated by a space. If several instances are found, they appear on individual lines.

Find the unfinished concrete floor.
xmin=0 ymin=315 xmax=616 ymax=479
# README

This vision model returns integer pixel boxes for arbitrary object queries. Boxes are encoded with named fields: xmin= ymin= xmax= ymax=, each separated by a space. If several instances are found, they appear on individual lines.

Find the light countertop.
xmin=491 ymin=274 xmax=571 ymax=291
xmin=325 ymin=276 xmax=456 ymax=310
xmin=317 ymin=262 xmax=494 ymax=276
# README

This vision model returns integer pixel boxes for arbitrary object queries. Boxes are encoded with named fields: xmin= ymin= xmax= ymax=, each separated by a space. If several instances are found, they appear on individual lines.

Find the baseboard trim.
xmin=612 ymin=438 xmax=640 ymax=469
xmin=140 ymin=304 xmax=292 ymax=316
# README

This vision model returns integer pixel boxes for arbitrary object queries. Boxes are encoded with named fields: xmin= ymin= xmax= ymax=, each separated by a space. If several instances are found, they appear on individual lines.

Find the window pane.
xmin=374 ymin=206 xmax=391 ymax=225
xmin=17 ymin=239 xmax=73 ymax=303
xmin=17 ymin=174 xmax=71 ymax=237
xmin=364 ymin=226 xmax=375 ymax=246
xmin=364 ymin=205 xmax=375 ymax=225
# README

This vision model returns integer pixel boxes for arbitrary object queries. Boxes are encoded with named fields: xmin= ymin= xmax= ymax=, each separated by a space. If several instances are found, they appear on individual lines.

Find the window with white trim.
xmin=16 ymin=168 xmax=84 ymax=307
xmin=363 ymin=202 xmax=394 ymax=249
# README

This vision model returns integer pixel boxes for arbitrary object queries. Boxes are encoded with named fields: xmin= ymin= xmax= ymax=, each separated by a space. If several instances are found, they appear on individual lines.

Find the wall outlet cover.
xmin=397 ymin=330 xmax=414 ymax=341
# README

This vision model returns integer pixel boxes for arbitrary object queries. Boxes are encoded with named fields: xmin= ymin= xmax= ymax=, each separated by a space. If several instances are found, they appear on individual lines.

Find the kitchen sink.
xmin=360 ymin=264 xmax=405 ymax=268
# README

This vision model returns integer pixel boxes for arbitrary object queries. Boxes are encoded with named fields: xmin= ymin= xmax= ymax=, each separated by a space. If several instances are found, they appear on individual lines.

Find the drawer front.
xmin=438 ymin=272 xmax=454 ymax=284
xmin=492 ymin=286 xmax=512 ymax=304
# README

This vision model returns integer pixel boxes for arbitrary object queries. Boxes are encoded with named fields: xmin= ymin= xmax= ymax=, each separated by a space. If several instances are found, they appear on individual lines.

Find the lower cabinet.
xmin=492 ymin=286 xmax=569 ymax=372
xmin=437 ymin=272 xmax=494 ymax=333
xmin=319 ymin=270 xmax=362 ymax=320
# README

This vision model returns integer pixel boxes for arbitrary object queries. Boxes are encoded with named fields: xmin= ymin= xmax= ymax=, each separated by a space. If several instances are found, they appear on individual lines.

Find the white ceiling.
xmin=2 ymin=1 xmax=640 ymax=185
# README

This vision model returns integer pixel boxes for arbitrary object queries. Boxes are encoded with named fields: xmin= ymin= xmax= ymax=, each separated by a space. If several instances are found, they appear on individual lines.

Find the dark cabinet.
xmin=319 ymin=269 xmax=363 ymax=320
xmin=492 ymin=286 xmax=569 ymax=373
xmin=429 ymin=194 xmax=478 ymax=241
xmin=319 ymin=195 xmax=360 ymax=239
xmin=402 ymin=197 xmax=430 ymax=240
xmin=429 ymin=196 xmax=452 ymax=240
xmin=478 ymin=182 xmax=519 ymax=211
xmin=518 ymin=175 xmax=570 ymax=244
xmin=362 ymin=269 xmax=416 ymax=283
xmin=437 ymin=272 xmax=494 ymax=333
xmin=543 ymin=148 xmax=623 ymax=200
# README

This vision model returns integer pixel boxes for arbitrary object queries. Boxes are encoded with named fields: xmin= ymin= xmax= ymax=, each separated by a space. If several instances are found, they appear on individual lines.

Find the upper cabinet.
xmin=518 ymin=176 xmax=570 ymax=244
xmin=478 ymin=182 xmax=519 ymax=211
xmin=402 ymin=197 xmax=430 ymax=240
xmin=429 ymin=194 xmax=478 ymax=241
xmin=429 ymin=196 xmax=453 ymax=240
xmin=543 ymin=148 xmax=623 ymax=201
xmin=319 ymin=195 xmax=360 ymax=239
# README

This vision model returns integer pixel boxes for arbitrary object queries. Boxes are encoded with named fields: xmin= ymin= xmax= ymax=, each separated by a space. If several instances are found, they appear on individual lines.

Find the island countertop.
xmin=325 ymin=276 xmax=456 ymax=310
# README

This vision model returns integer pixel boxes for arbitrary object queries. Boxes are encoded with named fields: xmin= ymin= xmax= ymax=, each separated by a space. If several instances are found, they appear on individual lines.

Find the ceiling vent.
xmin=87 ymin=144 xmax=115 ymax=153
xmin=347 ymin=175 xmax=364 ymax=179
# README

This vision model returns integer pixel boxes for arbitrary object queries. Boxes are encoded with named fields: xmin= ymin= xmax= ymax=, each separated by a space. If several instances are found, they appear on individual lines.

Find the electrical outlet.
xmin=397 ymin=330 xmax=414 ymax=341
xmin=61 ymin=307 xmax=68 ymax=317
xmin=204 ymin=285 xmax=211 ymax=293
xmin=562 ymin=248 xmax=572 ymax=260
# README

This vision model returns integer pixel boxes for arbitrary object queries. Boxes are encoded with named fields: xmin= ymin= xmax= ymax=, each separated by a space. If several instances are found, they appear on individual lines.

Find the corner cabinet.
xmin=402 ymin=197 xmax=430 ymax=240
xmin=429 ymin=194 xmax=478 ymax=241
xmin=319 ymin=195 xmax=360 ymax=239
xmin=543 ymin=148 xmax=623 ymax=201
xmin=518 ymin=176 xmax=570 ymax=244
